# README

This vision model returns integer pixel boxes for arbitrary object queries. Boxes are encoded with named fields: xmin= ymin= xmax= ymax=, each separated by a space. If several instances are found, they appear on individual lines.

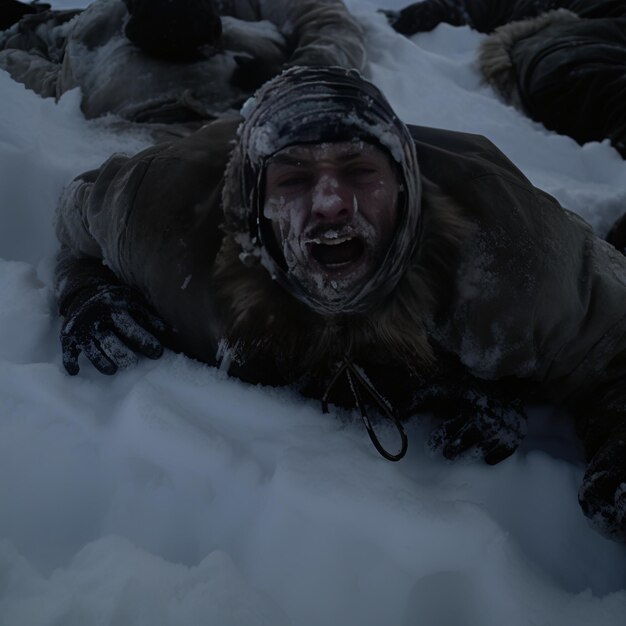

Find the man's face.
xmin=263 ymin=141 xmax=401 ymax=304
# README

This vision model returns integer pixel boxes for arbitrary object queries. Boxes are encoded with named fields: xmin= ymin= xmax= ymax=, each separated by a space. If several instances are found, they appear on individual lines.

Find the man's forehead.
xmin=268 ymin=140 xmax=387 ymax=165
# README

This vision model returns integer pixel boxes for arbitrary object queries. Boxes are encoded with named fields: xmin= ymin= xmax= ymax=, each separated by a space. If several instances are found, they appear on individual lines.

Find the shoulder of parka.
xmin=408 ymin=123 xmax=534 ymax=193
xmin=56 ymin=116 xmax=242 ymax=365
xmin=87 ymin=116 xmax=241 ymax=285
xmin=410 ymin=123 xmax=626 ymax=406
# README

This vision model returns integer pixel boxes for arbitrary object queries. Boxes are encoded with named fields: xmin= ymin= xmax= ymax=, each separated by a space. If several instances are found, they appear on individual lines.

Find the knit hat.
xmin=223 ymin=66 xmax=422 ymax=315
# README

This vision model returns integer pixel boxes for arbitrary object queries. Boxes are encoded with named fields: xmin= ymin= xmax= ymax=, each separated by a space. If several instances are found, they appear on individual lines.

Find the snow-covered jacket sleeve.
xmin=54 ymin=117 xmax=240 ymax=364
xmin=53 ymin=152 xmax=141 ymax=311
xmin=388 ymin=0 xmax=612 ymax=35
xmin=411 ymin=124 xmax=626 ymax=464
xmin=0 ymin=9 xmax=79 ymax=96
xmin=225 ymin=0 xmax=366 ymax=70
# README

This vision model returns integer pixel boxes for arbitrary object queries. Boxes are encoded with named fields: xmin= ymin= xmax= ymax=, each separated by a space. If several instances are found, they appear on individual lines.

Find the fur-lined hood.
xmin=214 ymin=175 xmax=472 ymax=386
xmin=212 ymin=67 xmax=472 ymax=385
xmin=221 ymin=67 xmax=423 ymax=317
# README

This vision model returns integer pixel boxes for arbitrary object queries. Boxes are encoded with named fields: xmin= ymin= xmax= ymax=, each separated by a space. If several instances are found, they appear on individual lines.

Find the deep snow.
xmin=0 ymin=1 xmax=625 ymax=624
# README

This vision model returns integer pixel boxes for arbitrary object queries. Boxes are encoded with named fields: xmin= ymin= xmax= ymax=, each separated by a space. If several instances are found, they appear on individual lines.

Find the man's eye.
xmin=277 ymin=176 xmax=309 ymax=188
xmin=346 ymin=166 xmax=378 ymax=180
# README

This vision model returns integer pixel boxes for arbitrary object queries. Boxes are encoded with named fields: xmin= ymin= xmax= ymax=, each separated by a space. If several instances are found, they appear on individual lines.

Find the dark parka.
xmin=54 ymin=81 xmax=626 ymax=538
xmin=0 ymin=0 xmax=365 ymax=122
xmin=386 ymin=0 xmax=626 ymax=35
xmin=478 ymin=10 xmax=626 ymax=158
xmin=387 ymin=0 xmax=626 ymax=157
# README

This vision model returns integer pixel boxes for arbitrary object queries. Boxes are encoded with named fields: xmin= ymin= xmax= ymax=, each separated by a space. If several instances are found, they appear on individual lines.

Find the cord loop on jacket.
xmin=321 ymin=353 xmax=408 ymax=462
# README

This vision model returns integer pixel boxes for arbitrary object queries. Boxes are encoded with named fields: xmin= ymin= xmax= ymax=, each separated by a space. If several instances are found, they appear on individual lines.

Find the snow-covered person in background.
xmin=478 ymin=11 xmax=626 ymax=159
xmin=383 ymin=0 xmax=626 ymax=159
xmin=54 ymin=66 xmax=626 ymax=543
xmin=0 ymin=0 xmax=365 ymax=127
xmin=382 ymin=0 xmax=626 ymax=35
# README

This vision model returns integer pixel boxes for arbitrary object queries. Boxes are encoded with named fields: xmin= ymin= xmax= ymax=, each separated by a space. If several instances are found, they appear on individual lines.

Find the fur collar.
xmin=478 ymin=9 xmax=580 ymax=109
xmin=213 ymin=178 xmax=473 ymax=383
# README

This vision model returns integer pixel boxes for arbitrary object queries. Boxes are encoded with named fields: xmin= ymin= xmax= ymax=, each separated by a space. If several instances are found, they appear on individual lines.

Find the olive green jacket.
xmin=55 ymin=117 xmax=626 ymax=456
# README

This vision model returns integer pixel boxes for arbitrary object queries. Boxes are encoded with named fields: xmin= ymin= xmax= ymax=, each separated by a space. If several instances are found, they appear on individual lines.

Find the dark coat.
xmin=388 ymin=0 xmax=626 ymax=35
xmin=54 ymin=117 xmax=626 ymax=463
xmin=479 ymin=11 xmax=626 ymax=157
xmin=388 ymin=0 xmax=626 ymax=157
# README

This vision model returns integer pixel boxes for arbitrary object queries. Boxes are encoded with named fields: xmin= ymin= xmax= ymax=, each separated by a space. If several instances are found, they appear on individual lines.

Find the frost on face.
xmin=312 ymin=173 xmax=340 ymax=210
xmin=258 ymin=140 xmax=401 ymax=307
xmin=264 ymin=189 xmax=378 ymax=304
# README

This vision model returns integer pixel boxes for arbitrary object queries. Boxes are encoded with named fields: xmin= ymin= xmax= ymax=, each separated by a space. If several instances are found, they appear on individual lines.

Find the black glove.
xmin=124 ymin=0 xmax=222 ymax=62
xmin=230 ymin=55 xmax=283 ymax=92
xmin=427 ymin=386 xmax=528 ymax=465
xmin=0 ymin=0 xmax=51 ymax=31
xmin=578 ymin=437 xmax=626 ymax=542
xmin=60 ymin=283 xmax=167 ymax=376
xmin=379 ymin=1 xmax=449 ymax=35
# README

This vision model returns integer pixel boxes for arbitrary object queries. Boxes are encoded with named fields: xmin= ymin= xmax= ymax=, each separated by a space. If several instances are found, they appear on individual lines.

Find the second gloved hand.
xmin=578 ymin=436 xmax=626 ymax=543
xmin=381 ymin=1 xmax=447 ymax=35
xmin=60 ymin=283 xmax=167 ymax=375
xmin=428 ymin=387 xmax=528 ymax=465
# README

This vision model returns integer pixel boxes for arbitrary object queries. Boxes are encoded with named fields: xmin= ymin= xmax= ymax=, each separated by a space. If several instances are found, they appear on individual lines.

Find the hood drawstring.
xmin=321 ymin=354 xmax=408 ymax=462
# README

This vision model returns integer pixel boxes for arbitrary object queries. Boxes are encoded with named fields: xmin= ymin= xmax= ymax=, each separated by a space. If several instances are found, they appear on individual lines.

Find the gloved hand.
xmin=428 ymin=387 xmax=528 ymax=465
xmin=124 ymin=0 xmax=222 ymax=62
xmin=379 ymin=1 xmax=447 ymax=35
xmin=230 ymin=55 xmax=283 ymax=92
xmin=60 ymin=283 xmax=167 ymax=375
xmin=578 ymin=437 xmax=626 ymax=542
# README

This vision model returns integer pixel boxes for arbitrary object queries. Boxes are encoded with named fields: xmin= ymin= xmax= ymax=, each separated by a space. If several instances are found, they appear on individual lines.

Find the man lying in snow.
xmin=0 ymin=0 xmax=365 ymax=124
xmin=384 ymin=0 xmax=626 ymax=159
xmin=53 ymin=66 xmax=626 ymax=543
xmin=478 ymin=11 xmax=626 ymax=159
xmin=383 ymin=0 xmax=626 ymax=35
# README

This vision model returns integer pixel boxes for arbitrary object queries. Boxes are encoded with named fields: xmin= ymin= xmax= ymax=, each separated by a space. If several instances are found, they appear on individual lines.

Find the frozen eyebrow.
xmin=336 ymin=152 xmax=367 ymax=163
xmin=266 ymin=154 xmax=310 ymax=168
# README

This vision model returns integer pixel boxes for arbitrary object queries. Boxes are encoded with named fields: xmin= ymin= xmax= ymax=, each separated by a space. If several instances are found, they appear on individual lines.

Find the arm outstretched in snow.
xmin=383 ymin=0 xmax=618 ymax=35
xmin=54 ymin=155 xmax=170 ymax=375
xmin=0 ymin=8 xmax=80 ymax=97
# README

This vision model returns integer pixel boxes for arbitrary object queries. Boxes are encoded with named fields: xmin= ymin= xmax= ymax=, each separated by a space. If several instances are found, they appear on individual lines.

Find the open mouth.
xmin=310 ymin=236 xmax=364 ymax=267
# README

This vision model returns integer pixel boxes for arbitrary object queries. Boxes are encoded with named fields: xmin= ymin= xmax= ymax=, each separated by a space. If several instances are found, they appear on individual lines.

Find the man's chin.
xmin=293 ymin=255 xmax=374 ymax=305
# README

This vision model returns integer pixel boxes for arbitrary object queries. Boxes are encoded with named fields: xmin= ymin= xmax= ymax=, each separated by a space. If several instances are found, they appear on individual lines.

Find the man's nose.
xmin=311 ymin=175 xmax=353 ymax=221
